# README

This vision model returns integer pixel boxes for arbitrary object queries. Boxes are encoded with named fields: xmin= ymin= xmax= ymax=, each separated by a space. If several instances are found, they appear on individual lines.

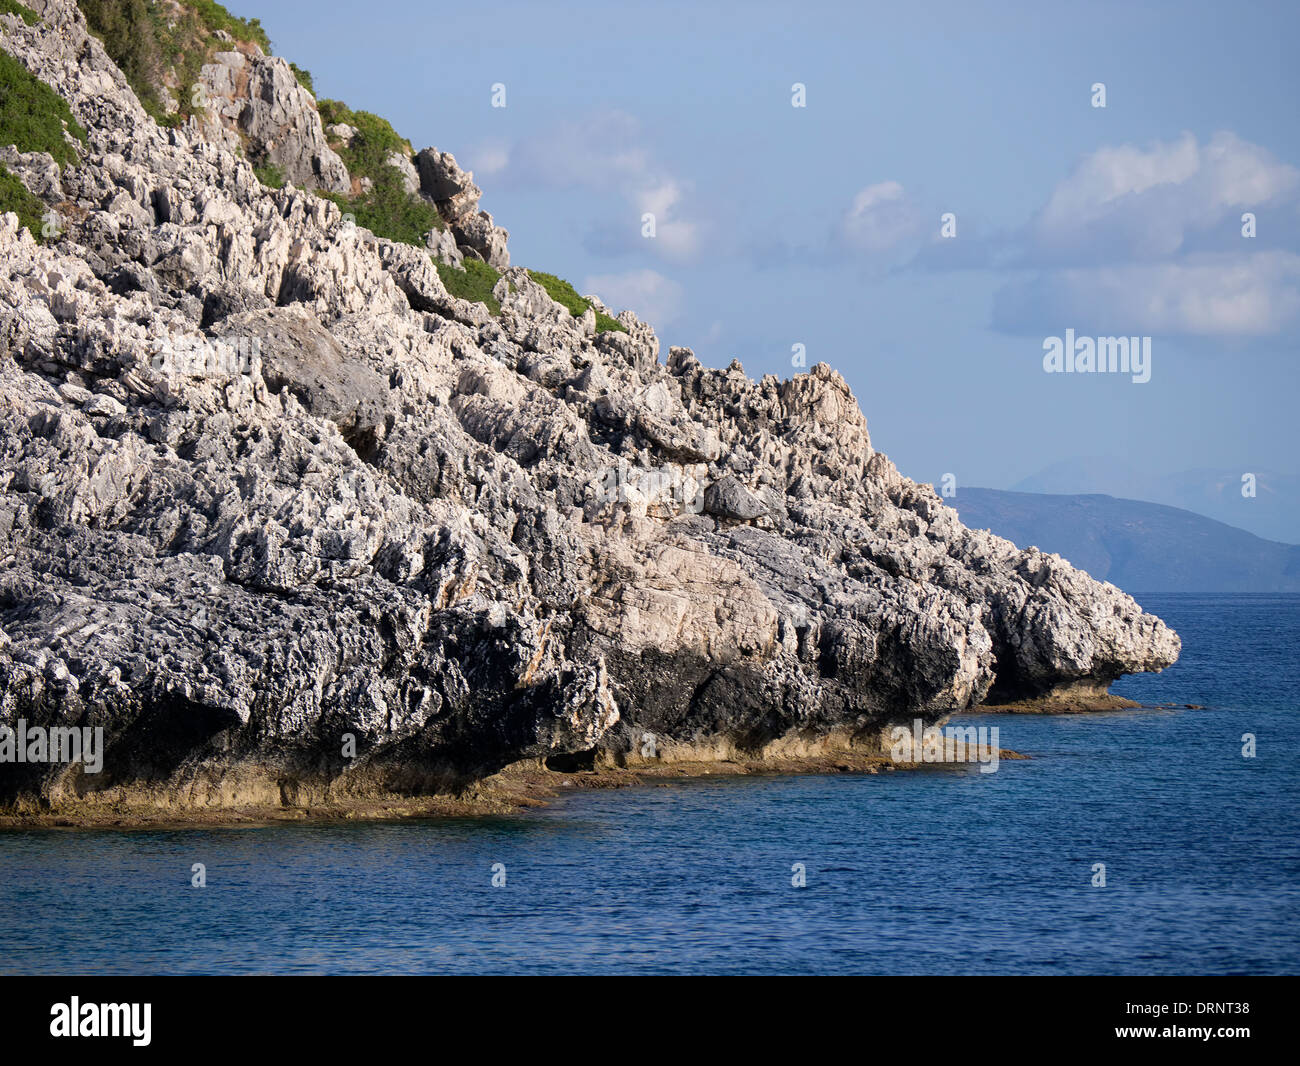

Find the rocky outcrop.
xmin=0 ymin=1 xmax=1178 ymax=816
xmin=197 ymin=49 xmax=351 ymax=193
xmin=415 ymin=148 xmax=510 ymax=269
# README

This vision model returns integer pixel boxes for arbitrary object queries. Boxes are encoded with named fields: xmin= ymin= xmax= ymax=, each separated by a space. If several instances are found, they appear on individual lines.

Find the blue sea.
xmin=1 ymin=593 xmax=1297 ymax=975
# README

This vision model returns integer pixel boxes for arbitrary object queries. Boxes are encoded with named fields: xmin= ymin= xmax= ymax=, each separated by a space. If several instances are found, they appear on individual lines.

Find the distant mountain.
xmin=1011 ymin=457 xmax=1299 ymax=544
xmin=952 ymin=488 xmax=1300 ymax=593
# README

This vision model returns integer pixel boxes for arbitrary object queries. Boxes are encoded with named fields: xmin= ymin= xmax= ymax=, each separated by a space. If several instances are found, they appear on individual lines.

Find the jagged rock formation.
xmin=0 ymin=0 xmax=1178 ymax=814
xmin=415 ymin=148 xmax=509 ymax=269
xmin=197 ymin=48 xmax=351 ymax=194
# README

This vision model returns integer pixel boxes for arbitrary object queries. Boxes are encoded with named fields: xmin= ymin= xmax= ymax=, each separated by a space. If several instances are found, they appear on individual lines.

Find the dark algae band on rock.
xmin=0 ymin=1 xmax=1178 ymax=823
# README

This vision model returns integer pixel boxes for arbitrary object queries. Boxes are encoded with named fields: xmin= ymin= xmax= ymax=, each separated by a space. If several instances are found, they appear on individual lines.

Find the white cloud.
xmin=832 ymin=180 xmax=935 ymax=270
xmin=993 ymin=132 xmax=1300 ymax=339
xmin=1026 ymin=131 xmax=1300 ymax=263
xmin=634 ymin=179 xmax=698 ymax=258
xmin=992 ymin=251 xmax=1300 ymax=336
xmin=466 ymin=141 xmax=511 ymax=178
xmin=582 ymin=269 xmax=685 ymax=327
xmin=842 ymin=183 xmax=915 ymax=249
xmin=492 ymin=111 xmax=701 ymax=261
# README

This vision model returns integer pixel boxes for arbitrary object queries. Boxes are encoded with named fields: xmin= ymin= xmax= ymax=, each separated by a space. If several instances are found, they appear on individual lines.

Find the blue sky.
xmin=240 ymin=0 xmax=1299 ymax=538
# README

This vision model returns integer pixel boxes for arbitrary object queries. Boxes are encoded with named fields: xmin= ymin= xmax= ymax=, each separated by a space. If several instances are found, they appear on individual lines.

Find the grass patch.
xmin=253 ymin=160 xmax=284 ymax=188
xmin=0 ymin=49 xmax=87 ymax=167
xmin=78 ymin=0 xmax=271 ymax=128
xmin=316 ymin=97 xmax=445 ymax=247
xmin=0 ymin=0 xmax=38 ymax=26
xmin=436 ymin=258 xmax=501 ymax=314
xmin=528 ymin=270 xmax=626 ymax=333
xmin=0 ymin=163 xmax=46 ymax=240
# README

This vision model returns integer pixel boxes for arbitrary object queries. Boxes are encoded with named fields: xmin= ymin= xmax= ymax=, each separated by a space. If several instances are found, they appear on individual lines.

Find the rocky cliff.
xmin=0 ymin=0 xmax=1179 ymax=816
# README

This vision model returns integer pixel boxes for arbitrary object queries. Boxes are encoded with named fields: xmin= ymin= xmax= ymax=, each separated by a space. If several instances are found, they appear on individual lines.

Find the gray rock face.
xmin=704 ymin=475 xmax=767 ymax=522
xmin=213 ymin=306 xmax=394 ymax=453
xmin=385 ymin=150 xmax=420 ymax=196
xmin=0 ymin=1 xmax=1178 ymax=814
xmin=415 ymin=148 xmax=510 ymax=269
xmin=198 ymin=50 xmax=351 ymax=193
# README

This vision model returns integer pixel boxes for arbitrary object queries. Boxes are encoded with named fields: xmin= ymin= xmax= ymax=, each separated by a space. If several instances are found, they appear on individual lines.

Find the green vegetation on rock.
xmin=78 ymin=0 xmax=270 ymax=128
xmin=0 ymin=0 xmax=39 ymax=26
xmin=528 ymin=270 xmax=626 ymax=333
xmin=77 ymin=0 xmax=175 ymax=125
xmin=253 ymin=160 xmax=284 ymax=189
xmin=436 ymin=258 xmax=501 ymax=315
xmin=288 ymin=61 xmax=313 ymax=95
xmin=0 ymin=48 xmax=87 ymax=167
xmin=0 ymin=163 xmax=46 ymax=240
xmin=316 ymin=97 xmax=444 ymax=247
xmin=320 ymin=171 xmax=444 ymax=248
xmin=189 ymin=0 xmax=269 ymax=51
xmin=318 ymin=100 xmax=409 ymax=176
xmin=430 ymin=262 xmax=626 ymax=331
xmin=61 ymin=3 xmax=622 ymax=334
xmin=594 ymin=311 xmax=626 ymax=334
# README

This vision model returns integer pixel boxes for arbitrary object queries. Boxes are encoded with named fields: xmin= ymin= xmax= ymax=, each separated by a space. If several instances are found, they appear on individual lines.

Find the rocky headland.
xmin=0 ymin=0 xmax=1179 ymax=823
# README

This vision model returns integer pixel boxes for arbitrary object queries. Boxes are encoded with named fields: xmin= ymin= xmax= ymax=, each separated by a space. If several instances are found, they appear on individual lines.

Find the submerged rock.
xmin=0 ymin=1 xmax=1178 ymax=815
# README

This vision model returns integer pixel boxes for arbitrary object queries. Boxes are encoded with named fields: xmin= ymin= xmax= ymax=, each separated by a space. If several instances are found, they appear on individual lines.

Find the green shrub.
xmin=355 ymin=169 xmax=442 ymax=242
xmin=316 ymin=98 xmax=445 ymax=247
xmin=190 ymin=1 xmax=271 ymax=53
xmin=436 ymin=258 xmax=501 ymax=315
xmin=318 ymin=99 xmax=410 ymax=178
xmin=289 ymin=62 xmax=313 ymax=96
xmin=0 ymin=49 xmax=87 ymax=167
xmin=253 ymin=160 xmax=284 ymax=189
xmin=78 ymin=0 xmax=270 ymax=128
xmin=528 ymin=270 xmax=626 ymax=333
xmin=0 ymin=0 xmax=38 ymax=26
xmin=321 ymin=167 xmax=443 ymax=247
xmin=593 ymin=310 xmax=626 ymax=333
xmin=0 ymin=163 xmax=47 ymax=241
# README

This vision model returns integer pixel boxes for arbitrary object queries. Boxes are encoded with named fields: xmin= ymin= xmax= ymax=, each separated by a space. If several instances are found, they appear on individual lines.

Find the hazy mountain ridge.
xmin=1012 ymin=457 xmax=1299 ymax=545
xmin=953 ymin=488 xmax=1300 ymax=593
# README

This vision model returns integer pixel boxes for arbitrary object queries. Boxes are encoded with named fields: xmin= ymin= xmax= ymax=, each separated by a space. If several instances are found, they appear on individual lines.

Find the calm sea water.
xmin=1 ymin=593 xmax=1296 ymax=975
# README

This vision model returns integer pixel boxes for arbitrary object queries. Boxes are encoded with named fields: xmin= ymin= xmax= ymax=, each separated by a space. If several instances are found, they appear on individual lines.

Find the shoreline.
xmin=1 ymin=696 xmax=1205 ymax=831
xmin=0 ymin=746 xmax=1028 ymax=831
xmin=975 ymin=696 xmax=1205 ymax=714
